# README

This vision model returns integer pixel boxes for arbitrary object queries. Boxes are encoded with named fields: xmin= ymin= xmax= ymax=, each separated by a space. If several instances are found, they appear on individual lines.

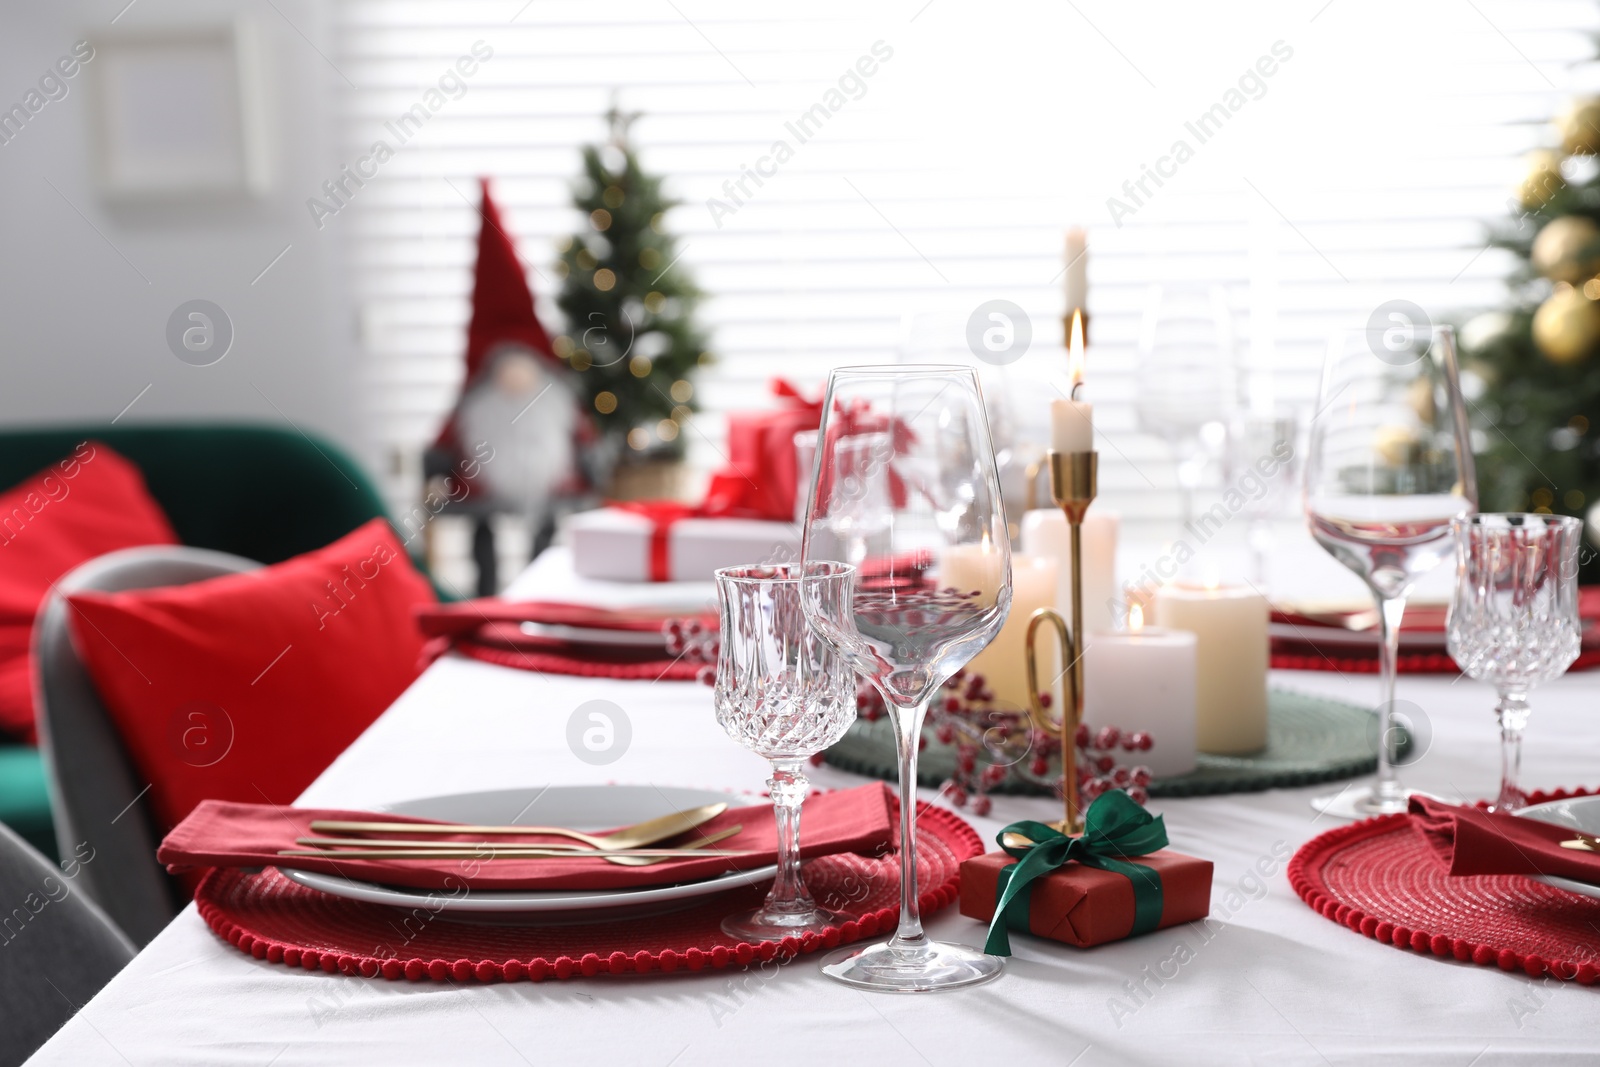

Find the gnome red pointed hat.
xmin=434 ymin=178 xmax=564 ymax=451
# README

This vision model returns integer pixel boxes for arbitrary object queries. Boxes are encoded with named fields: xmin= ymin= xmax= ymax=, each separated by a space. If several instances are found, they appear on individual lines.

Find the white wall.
xmin=0 ymin=0 xmax=368 ymax=469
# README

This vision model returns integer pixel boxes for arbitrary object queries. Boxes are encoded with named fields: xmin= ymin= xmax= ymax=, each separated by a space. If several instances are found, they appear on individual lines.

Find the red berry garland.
xmin=860 ymin=669 xmax=1156 ymax=814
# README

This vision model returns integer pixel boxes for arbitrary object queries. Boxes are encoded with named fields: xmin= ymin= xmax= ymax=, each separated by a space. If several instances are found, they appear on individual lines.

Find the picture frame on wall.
xmin=93 ymin=18 xmax=270 ymax=199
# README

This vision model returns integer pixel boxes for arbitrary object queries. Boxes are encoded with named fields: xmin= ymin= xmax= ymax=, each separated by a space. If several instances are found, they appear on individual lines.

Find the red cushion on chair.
xmin=65 ymin=518 xmax=436 ymax=833
xmin=0 ymin=442 xmax=178 ymax=743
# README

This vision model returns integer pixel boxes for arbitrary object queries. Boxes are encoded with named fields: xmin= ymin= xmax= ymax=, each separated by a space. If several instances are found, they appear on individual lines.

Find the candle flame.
xmin=1068 ymin=309 xmax=1085 ymax=396
xmin=1128 ymin=602 xmax=1145 ymax=632
xmin=1203 ymin=573 xmax=1221 ymax=592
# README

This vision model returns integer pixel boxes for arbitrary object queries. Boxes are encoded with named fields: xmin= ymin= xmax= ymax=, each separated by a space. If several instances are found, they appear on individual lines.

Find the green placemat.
xmin=823 ymin=688 xmax=1397 ymax=798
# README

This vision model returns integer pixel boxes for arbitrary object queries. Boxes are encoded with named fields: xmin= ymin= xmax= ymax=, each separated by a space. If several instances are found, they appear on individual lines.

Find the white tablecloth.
xmin=28 ymin=551 xmax=1600 ymax=1066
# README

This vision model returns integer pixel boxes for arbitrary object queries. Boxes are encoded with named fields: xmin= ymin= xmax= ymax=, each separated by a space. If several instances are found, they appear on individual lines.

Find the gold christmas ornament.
xmin=1373 ymin=424 xmax=1421 ymax=467
xmin=1558 ymin=98 xmax=1600 ymax=155
xmin=1460 ymin=311 xmax=1515 ymax=354
xmin=1531 ymin=216 xmax=1600 ymax=283
xmin=1532 ymin=285 xmax=1600 ymax=365
xmin=1406 ymin=376 xmax=1436 ymax=425
xmin=1518 ymin=149 xmax=1566 ymax=211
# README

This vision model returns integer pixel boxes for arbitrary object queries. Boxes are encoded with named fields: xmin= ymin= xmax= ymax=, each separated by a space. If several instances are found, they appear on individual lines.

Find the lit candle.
xmin=936 ymin=540 xmax=1005 ymax=606
xmin=1065 ymin=227 xmax=1088 ymax=315
xmin=950 ymin=553 xmax=1058 ymax=714
xmin=1019 ymin=507 xmax=1120 ymax=633
xmin=1084 ymin=605 xmax=1197 ymax=778
xmin=1050 ymin=310 xmax=1092 ymax=453
xmin=1153 ymin=580 xmax=1269 ymax=754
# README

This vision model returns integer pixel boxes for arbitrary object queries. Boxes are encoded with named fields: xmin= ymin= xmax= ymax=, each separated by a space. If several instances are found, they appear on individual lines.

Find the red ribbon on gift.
xmin=611 ymin=500 xmax=698 ymax=581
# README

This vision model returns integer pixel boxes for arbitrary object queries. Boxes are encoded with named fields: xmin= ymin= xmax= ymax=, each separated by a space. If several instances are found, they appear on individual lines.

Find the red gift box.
xmin=701 ymin=379 xmax=823 ymax=523
xmin=959 ymin=848 xmax=1212 ymax=949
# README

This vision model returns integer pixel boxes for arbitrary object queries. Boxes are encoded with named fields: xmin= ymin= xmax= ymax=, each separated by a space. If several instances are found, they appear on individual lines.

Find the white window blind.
xmin=334 ymin=0 xmax=1598 ymax=536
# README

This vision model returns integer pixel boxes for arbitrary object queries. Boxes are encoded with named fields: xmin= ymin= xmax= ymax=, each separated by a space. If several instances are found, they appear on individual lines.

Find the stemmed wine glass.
xmin=713 ymin=563 xmax=859 ymax=940
xmin=1304 ymin=324 xmax=1477 ymax=818
xmin=1446 ymin=514 xmax=1582 ymax=812
xmin=1228 ymin=410 xmax=1299 ymax=588
xmin=1134 ymin=283 xmax=1236 ymax=529
xmin=800 ymin=365 xmax=1011 ymax=992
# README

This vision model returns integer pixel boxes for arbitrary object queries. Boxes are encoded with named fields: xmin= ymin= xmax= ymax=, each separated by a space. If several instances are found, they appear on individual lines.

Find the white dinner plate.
xmin=279 ymin=785 xmax=778 ymax=921
xmin=519 ymin=622 xmax=667 ymax=648
xmin=1516 ymin=795 xmax=1600 ymax=900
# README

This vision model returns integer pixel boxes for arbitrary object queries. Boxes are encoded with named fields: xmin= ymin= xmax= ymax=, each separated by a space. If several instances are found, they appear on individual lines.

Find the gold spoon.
xmin=1560 ymin=833 xmax=1600 ymax=852
xmin=309 ymin=801 xmax=729 ymax=852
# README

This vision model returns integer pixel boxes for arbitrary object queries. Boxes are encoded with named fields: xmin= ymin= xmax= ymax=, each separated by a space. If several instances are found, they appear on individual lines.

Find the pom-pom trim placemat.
xmin=1289 ymin=787 xmax=1600 ymax=984
xmin=194 ymin=797 xmax=979 ymax=983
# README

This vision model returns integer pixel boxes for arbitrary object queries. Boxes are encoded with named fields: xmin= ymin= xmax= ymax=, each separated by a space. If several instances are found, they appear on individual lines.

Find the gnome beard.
xmin=456 ymin=347 xmax=579 ymax=540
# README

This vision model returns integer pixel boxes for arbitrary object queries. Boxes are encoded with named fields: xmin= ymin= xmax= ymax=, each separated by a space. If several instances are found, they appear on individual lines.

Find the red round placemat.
xmin=1290 ymin=789 xmax=1600 ymax=984
xmin=194 ymin=797 xmax=980 ymax=982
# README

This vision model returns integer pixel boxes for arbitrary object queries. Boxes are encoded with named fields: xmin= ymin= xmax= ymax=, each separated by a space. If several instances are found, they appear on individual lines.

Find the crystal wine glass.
xmin=713 ymin=563 xmax=858 ymax=940
xmin=1446 ymin=514 xmax=1581 ymax=812
xmin=1304 ymin=324 xmax=1477 ymax=818
xmin=800 ymin=365 xmax=1010 ymax=992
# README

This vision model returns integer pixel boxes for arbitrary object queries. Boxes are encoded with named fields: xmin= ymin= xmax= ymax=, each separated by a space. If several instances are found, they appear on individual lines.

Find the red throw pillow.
xmin=0 ymin=442 xmax=178 ymax=743
xmin=66 ymin=518 xmax=436 ymax=833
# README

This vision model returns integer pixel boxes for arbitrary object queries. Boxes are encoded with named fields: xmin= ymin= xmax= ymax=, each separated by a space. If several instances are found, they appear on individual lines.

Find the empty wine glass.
xmin=1135 ymin=283 xmax=1236 ymax=529
xmin=713 ymin=563 xmax=859 ymax=940
xmin=801 ymin=365 xmax=1010 ymax=993
xmin=1446 ymin=514 xmax=1581 ymax=812
xmin=1304 ymin=324 xmax=1477 ymax=817
xmin=1228 ymin=409 xmax=1300 ymax=588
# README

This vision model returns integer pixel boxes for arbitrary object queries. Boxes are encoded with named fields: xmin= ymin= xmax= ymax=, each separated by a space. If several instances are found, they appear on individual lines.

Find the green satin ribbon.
xmin=985 ymin=790 xmax=1169 ymax=956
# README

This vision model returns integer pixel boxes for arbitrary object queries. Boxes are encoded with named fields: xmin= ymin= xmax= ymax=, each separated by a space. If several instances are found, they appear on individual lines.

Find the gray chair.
xmin=33 ymin=546 xmax=259 ymax=947
xmin=0 ymin=820 xmax=134 ymax=1067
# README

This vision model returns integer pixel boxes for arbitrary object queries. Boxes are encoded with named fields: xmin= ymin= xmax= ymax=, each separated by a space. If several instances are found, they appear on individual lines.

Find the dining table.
xmin=25 ymin=543 xmax=1600 ymax=1066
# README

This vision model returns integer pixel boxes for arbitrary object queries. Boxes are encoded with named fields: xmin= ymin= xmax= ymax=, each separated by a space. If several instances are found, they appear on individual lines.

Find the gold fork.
xmin=282 ymin=824 xmax=747 ymax=867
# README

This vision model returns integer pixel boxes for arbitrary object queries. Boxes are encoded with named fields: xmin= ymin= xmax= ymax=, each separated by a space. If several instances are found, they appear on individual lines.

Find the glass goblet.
xmin=1446 ymin=514 xmax=1582 ymax=812
xmin=713 ymin=563 xmax=859 ymax=941
xmin=801 ymin=364 xmax=1010 ymax=993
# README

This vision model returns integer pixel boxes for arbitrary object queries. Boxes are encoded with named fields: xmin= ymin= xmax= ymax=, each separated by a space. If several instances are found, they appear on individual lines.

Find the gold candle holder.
xmin=1023 ymin=448 xmax=1098 ymax=834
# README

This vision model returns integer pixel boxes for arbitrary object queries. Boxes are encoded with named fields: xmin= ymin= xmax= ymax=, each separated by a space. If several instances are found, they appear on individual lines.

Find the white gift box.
xmin=566 ymin=508 xmax=800 ymax=582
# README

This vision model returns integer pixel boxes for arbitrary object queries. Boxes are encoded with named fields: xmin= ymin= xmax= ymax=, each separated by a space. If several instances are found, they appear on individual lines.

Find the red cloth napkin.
xmin=158 ymin=783 xmax=894 ymax=892
xmin=1408 ymin=795 xmax=1600 ymax=884
xmin=414 ymin=599 xmax=717 ymax=676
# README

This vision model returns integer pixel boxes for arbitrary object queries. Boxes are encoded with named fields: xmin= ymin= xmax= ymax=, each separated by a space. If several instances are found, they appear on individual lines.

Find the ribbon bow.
xmin=984 ymin=790 xmax=1169 ymax=956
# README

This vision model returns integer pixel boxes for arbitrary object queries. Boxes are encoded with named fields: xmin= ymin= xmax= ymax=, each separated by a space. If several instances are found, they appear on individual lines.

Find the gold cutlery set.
xmin=278 ymin=802 xmax=755 ymax=867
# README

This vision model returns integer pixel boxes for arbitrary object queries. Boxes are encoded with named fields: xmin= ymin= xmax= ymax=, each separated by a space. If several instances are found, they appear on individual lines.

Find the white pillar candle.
xmin=937 ymin=541 xmax=1006 ymax=606
xmin=1065 ymin=227 xmax=1088 ymax=315
xmin=1050 ymin=310 xmax=1092 ymax=453
xmin=1083 ymin=619 xmax=1197 ymax=778
xmin=1050 ymin=400 xmax=1093 ymax=453
xmin=1153 ymin=581 xmax=1270 ymax=754
xmin=1020 ymin=507 xmax=1120 ymax=634
xmin=953 ymin=553 xmax=1058 ymax=714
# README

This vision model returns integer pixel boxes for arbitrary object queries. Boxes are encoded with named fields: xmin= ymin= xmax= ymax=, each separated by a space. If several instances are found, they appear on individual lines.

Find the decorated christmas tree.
xmin=1465 ymin=97 xmax=1600 ymax=574
xmin=553 ymin=108 xmax=711 ymax=479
